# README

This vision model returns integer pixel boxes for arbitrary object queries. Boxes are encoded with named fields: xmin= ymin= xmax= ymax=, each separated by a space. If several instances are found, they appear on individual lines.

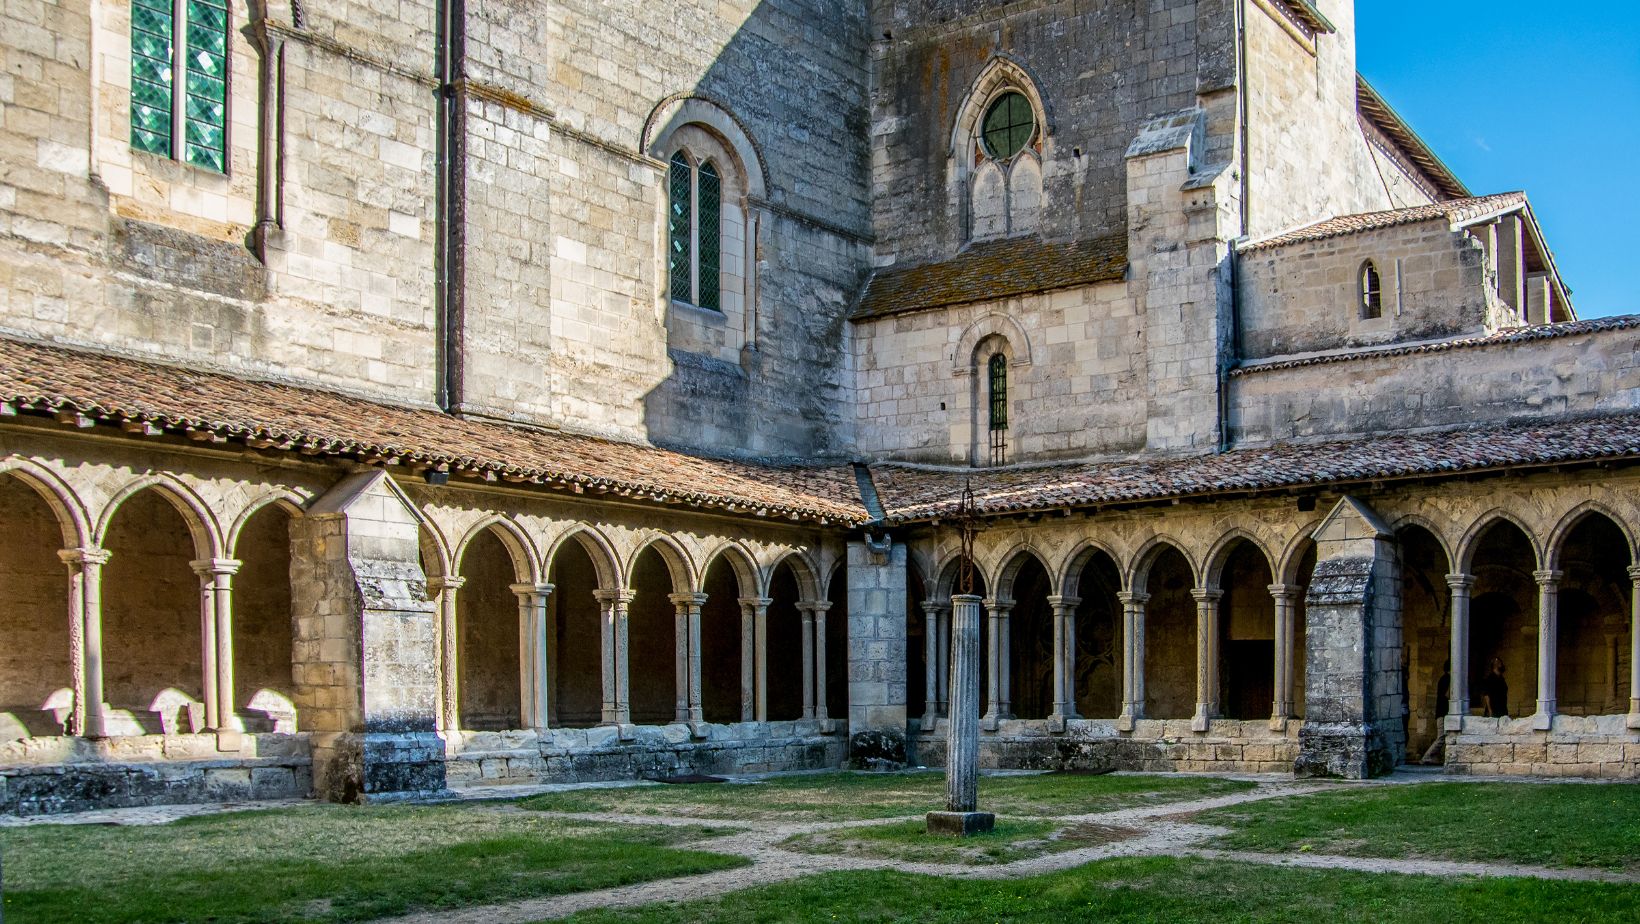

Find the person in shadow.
xmin=1480 ymin=657 xmax=1510 ymax=719
xmin=1421 ymin=661 xmax=1451 ymax=765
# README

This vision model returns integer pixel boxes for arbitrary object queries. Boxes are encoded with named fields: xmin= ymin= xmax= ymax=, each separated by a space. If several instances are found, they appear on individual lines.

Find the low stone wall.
xmin=0 ymin=733 xmax=313 ymax=815
xmin=912 ymin=718 xmax=1300 ymax=773
xmin=1446 ymin=715 xmax=1640 ymax=779
xmin=446 ymin=721 xmax=846 ymax=787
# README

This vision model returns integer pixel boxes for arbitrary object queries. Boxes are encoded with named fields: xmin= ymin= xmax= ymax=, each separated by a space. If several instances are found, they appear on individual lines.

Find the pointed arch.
xmin=0 ymin=457 xmax=90 ymax=549
xmin=454 ymin=516 xmax=541 ymax=585
xmin=1545 ymin=502 xmax=1637 ymax=570
xmin=226 ymin=491 xmax=308 ymax=556
xmin=1456 ymin=509 xmax=1544 ymax=575
xmin=630 ymin=534 xmax=699 ymax=594
xmin=543 ymin=526 xmax=620 ymax=590
xmin=1203 ymin=529 xmax=1277 ymax=590
xmin=1127 ymin=535 xmax=1198 ymax=593
xmin=1386 ymin=513 xmax=1455 ymax=574
xmin=95 ymin=474 xmax=222 ymax=561
xmin=701 ymin=540 xmax=760 ymax=598
xmin=643 ymin=94 xmax=767 ymax=199
xmin=769 ymin=549 xmax=822 ymax=601
xmin=950 ymin=54 xmax=1053 ymax=163
xmin=1058 ymin=538 xmax=1123 ymax=597
xmin=990 ymin=543 xmax=1051 ymax=600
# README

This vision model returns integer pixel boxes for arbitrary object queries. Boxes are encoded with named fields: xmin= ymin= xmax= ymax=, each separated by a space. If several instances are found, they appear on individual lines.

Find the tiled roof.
xmin=852 ymin=234 xmax=1127 ymax=321
xmin=1273 ymin=0 xmax=1335 ymax=37
xmin=1356 ymin=78 xmax=1469 ymax=202
xmin=0 ymin=338 xmax=870 ymax=525
xmin=1240 ymin=192 xmax=1526 ymax=253
xmin=1233 ymin=316 xmax=1640 ymax=376
xmin=869 ymin=413 xmax=1640 ymax=522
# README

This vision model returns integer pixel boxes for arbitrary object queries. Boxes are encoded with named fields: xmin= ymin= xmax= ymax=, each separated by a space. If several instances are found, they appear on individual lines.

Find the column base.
xmin=1628 ymin=711 xmax=1640 ymax=731
xmin=1293 ymin=721 xmax=1395 ymax=780
xmin=920 ymin=712 xmax=940 ymax=734
xmin=688 ymin=721 xmax=711 ymax=740
xmin=1444 ymin=714 xmax=1465 ymax=732
xmin=312 ymin=730 xmax=447 ymax=804
xmin=1047 ymin=712 xmax=1077 ymax=734
xmin=926 ymin=811 xmax=995 ymax=837
xmin=1116 ymin=712 xmax=1137 ymax=732
xmin=1531 ymin=711 xmax=1554 ymax=731
xmin=1268 ymin=715 xmax=1290 ymax=733
xmin=1190 ymin=710 xmax=1211 ymax=733
xmin=981 ymin=713 xmax=1000 ymax=732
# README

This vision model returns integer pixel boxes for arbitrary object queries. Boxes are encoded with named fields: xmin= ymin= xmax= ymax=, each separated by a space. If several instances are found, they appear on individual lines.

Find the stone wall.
xmin=913 ymin=718 xmax=1299 ymax=774
xmin=1230 ymin=324 xmax=1640 ymax=445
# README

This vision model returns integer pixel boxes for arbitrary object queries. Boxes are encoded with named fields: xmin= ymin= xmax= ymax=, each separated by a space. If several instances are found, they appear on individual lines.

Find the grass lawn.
xmin=1198 ymin=782 xmax=1640 ymax=872
xmin=521 ymin=771 xmax=1254 ymax=822
xmin=563 ymin=856 xmax=1640 ymax=923
xmin=780 ymin=818 xmax=1140 ymax=866
xmin=0 ymin=803 xmax=744 ymax=924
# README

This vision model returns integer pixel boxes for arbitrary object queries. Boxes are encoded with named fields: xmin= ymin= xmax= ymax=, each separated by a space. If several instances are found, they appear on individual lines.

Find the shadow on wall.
xmin=631 ymin=1 xmax=873 ymax=461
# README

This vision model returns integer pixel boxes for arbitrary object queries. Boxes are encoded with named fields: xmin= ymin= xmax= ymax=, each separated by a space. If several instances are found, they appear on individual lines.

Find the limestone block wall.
xmin=1237 ymin=220 xmax=1494 ymax=360
xmin=914 ymin=718 xmax=1300 ymax=774
xmin=1243 ymin=0 xmax=1413 ymax=238
xmin=1229 ymin=324 xmax=1640 ymax=445
xmin=866 ymin=0 xmax=1238 ymax=265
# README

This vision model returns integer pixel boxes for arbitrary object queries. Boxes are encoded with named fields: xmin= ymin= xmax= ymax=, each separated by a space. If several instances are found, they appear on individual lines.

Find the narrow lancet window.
xmin=668 ymin=152 xmax=694 ymax=303
xmin=1360 ymin=261 xmax=1384 ymax=320
xmin=988 ymin=353 xmax=1009 ymax=466
xmin=130 ymin=0 xmax=229 ymax=171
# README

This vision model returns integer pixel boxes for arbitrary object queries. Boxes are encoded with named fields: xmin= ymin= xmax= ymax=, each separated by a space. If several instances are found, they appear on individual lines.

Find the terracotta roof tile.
xmin=0 ymin=338 xmax=870 ymax=524
xmin=1232 ymin=316 xmax=1640 ymax=376
xmin=870 ymin=413 xmax=1640 ymax=522
xmin=1240 ymin=192 xmax=1525 ymax=253
xmin=852 ymin=234 xmax=1127 ymax=321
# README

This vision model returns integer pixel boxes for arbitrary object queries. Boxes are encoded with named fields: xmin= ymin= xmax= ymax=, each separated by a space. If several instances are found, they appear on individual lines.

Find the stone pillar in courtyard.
xmin=1294 ymin=496 xmax=1404 ymax=779
xmin=927 ymin=593 xmax=993 ymax=836
xmin=291 ymin=470 xmax=445 ymax=803
xmin=845 ymin=539 xmax=908 ymax=765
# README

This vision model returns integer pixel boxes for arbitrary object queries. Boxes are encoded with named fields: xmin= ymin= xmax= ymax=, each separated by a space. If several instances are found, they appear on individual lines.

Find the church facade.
xmin=0 ymin=0 xmax=1635 ymax=813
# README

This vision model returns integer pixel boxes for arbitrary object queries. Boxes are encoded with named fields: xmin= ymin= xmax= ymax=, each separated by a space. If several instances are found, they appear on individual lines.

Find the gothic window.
xmin=130 ymin=0 xmax=229 ymax=172
xmin=667 ymin=151 xmax=722 ymax=311
xmin=1360 ymin=261 xmax=1383 ymax=320
xmin=987 ymin=353 xmax=1009 ymax=466
xmin=981 ymin=92 xmax=1036 ymax=161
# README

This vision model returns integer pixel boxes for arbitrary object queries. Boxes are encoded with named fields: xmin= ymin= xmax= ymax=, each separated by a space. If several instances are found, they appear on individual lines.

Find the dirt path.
xmin=380 ymin=776 xmax=1640 ymax=924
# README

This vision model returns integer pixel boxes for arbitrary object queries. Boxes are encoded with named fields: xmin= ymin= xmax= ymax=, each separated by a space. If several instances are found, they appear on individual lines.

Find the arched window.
xmin=1359 ymin=261 xmax=1383 ymax=320
xmin=130 ymin=0 xmax=229 ymax=172
xmin=981 ymin=92 xmax=1037 ymax=162
xmin=955 ymin=65 xmax=1047 ymax=242
xmin=987 ymin=353 xmax=1009 ymax=466
xmin=667 ymin=152 xmax=722 ymax=311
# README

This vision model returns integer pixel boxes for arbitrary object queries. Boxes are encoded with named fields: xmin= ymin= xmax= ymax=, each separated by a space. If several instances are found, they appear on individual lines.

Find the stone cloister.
xmin=902 ymin=476 xmax=1639 ymax=777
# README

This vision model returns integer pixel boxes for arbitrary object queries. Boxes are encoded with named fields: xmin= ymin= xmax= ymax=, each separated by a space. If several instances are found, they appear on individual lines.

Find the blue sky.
xmin=1355 ymin=2 xmax=1638 ymax=318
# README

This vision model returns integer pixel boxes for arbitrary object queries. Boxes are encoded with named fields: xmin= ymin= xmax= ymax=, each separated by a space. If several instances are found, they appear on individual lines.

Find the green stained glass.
xmin=697 ymin=162 xmax=721 ymax=312
xmin=981 ymin=92 xmax=1035 ymax=161
xmin=668 ymin=153 xmax=693 ymax=303
xmin=182 ymin=0 xmax=229 ymax=172
xmin=130 ymin=0 xmax=173 ymax=157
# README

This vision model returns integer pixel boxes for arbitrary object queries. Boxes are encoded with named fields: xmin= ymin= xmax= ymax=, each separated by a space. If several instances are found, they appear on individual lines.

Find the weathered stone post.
xmin=1628 ymin=566 xmax=1640 ymax=729
xmin=1191 ymin=588 xmax=1223 ymax=732
xmin=1047 ymin=595 xmax=1080 ymax=729
xmin=1445 ymin=574 xmax=1473 ymax=731
xmin=1532 ymin=570 xmax=1562 ymax=730
xmin=927 ymin=593 xmax=993 ymax=835
xmin=1269 ymin=583 xmax=1301 ymax=729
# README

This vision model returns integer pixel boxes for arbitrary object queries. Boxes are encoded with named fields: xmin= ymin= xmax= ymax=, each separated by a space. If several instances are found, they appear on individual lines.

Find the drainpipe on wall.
xmin=247 ymin=0 xmax=286 ymax=262
xmin=1219 ymin=0 xmax=1252 ymax=454
xmin=434 ymin=0 xmax=467 ymax=412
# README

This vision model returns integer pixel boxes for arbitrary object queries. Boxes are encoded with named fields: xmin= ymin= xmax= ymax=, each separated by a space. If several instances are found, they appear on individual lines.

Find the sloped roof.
xmin=869 ymin=413 xmax=1640 ymax=522
xmin=1233 ymin=316 xmax=1640 ymax=376
xmin=1241 ymin=192 xmax=1527 ymax=252
xmin=0 ymin=338 xmax=870 ymax=525
xmin=1356 ymin=77 xmax=1470 ymax=202
xmin=852 ymin=234 xmax=1127 ymax=321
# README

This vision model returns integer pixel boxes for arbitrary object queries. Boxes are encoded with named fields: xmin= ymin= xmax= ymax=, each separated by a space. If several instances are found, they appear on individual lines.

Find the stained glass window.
xmin=669 ymin=152 xmax=693 ymax=303
xmin=131 ymin=0 xmax=228 ymax=172
xmin=697 ymin=162 xmax=721 ymax=312
xmin=981 ymin=92 xmax=1034 ymax=161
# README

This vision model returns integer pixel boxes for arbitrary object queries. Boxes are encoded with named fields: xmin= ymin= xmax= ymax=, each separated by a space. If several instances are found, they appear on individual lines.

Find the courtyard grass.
xmin=562 ymin=856 xmax=1640 ymax=923
xmin=0 ymin=803 xmax=745 ymax=924
xmin=1197 ymin=781 xmax=1640 ymax=872
xmin=779 ymin=817 xmax=1140 ymax=866
xmin=521 ymin=771 xmax=1254 ymax=822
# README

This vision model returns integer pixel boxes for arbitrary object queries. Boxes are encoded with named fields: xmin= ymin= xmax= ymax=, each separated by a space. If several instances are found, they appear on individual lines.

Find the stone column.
xmin=981 ymin=597 xmax=1013 ymax=730
xmin=191 ymin=559 xmax=222 ymax=732
xmin=739 ymin=598 xmax=755 ymax=722
xmin=1445 ymin=574 xmax=1473 ymax=731
xmin=594 ymin=589 xmax=633 ymax=725
xmin=926 ymin=593 xmax=992 ymax=836
xmin=1629 ymin=566 xmax=1640 ymax=729
xmin=741 ymin=600 xmax=770 ymax=722
xmin=799 ymin=603 xmax=817 ymax=720
xmin=936 ymin=604 xmax=951 ymax=717
xmin=1047 ymin=595 xmax=1080 ymax=726
xmin=1268 ymin=583 xmax=1302 ymax=729
xmin=1191 ymin=588 xmax=1223 ymax=732
xmin=1533 ymin=570 xmax=1562 ymax=730
xmin=669 ymin=592 xmax=706 ymax=724
xmin=1117 ymin=591 xmax=1149 ymax=731
xmin=193 ymin=558 xmax=243 ymax=736
xmin=427 ymin=576 xmax=465 ymax=735
xmin=920 ymin=600 xmax=943 ymax=730
xmin=811 ymin=600 xmax=832 ymax=724
xmin=59 ymin=547 xmax=111 ymax=738
xmin=512 ymin=583 xmax=552 ymax=730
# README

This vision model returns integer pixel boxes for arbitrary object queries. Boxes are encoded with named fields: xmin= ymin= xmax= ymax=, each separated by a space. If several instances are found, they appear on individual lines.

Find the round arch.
xmin=953 ymin=314 xmax=1035 ymax=376
xmin=643 ymin=95 xmax=768 ymax=199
